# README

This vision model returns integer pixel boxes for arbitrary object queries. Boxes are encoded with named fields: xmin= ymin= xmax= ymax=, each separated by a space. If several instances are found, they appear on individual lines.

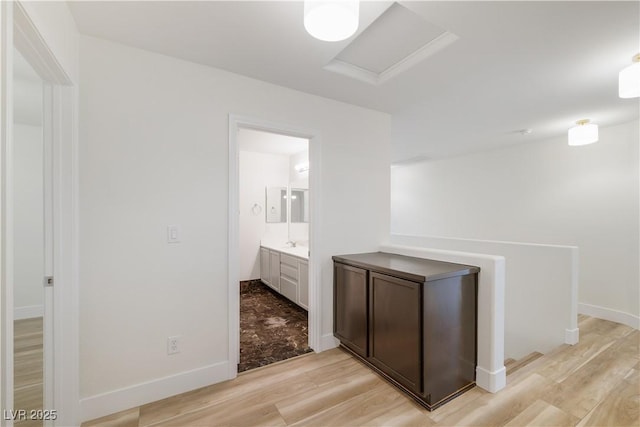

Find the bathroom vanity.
xmin=333 ymin=252 xmax=479 ymax=410
xmin=260 ymin=245 xmax=309 ymax=310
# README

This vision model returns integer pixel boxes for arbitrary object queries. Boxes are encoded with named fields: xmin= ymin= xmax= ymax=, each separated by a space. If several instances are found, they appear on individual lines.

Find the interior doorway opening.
xmin=12 ymin=45 xmax=46 ymax=425
xmin=237 ymin=128 xmax=311 ymax=372
xmin=228 ymin=115 xmax=321 ymax=380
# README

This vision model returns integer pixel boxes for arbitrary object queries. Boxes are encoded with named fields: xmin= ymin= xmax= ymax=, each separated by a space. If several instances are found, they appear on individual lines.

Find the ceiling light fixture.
xmin=619 ymin=53 xmax=640 ymax=98
xmin=568 ymin=119 xmax=598 ymax=146
xmin=304 ymin=0 xmax=359 ymax=42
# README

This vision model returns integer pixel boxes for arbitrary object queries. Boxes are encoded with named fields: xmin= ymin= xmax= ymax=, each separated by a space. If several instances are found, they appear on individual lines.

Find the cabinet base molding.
xmin=340 ymin=344 xmax=476 ymax=411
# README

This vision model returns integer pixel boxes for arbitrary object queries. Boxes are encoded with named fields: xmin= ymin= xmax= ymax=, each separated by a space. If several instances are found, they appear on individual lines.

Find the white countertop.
xmin=260 ymin=242 xmax=309 ymax=260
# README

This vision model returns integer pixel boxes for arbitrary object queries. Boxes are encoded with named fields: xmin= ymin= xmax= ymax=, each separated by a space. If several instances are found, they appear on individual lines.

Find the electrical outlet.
xmin=167 ymin=336 xmax=180 ymax=355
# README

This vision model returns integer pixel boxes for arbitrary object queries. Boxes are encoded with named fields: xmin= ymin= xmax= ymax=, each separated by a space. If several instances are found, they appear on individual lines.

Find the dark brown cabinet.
xmin=333 ymin=263 xmax=368 ymax=358
xmin=333 ymin=252 xmax=479 ymax=410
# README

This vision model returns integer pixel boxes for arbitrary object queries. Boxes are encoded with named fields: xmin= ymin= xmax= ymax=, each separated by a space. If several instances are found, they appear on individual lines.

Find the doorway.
xmin=1 ymin=2 xmax=79 ymax=424
xmin=12 ymin=46 xmax=47 ymax=425
xmin=227 ymin=115 xmax=321 ymax=378
xmin=237 ymin=128 xmax=311 ymax=371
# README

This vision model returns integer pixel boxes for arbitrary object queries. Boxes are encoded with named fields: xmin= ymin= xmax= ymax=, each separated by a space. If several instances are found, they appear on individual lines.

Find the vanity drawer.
xmin=281 ymin=264 xmax=298 ymax=280
xmin=281 ymin=254 xmax=299 ymax=267
xmin=280 ymin=276 xmax=298 ymax=302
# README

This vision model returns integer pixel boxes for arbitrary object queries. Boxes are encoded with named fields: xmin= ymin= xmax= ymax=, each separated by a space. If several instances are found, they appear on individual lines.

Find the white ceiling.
xmin=67 ymin=1 xmax=639 ymax=162
xmin=239 ymin=128 xmax=308 ymax=156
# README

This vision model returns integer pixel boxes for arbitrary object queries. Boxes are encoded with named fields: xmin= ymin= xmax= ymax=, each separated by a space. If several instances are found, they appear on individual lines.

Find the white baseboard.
xmin=14 ymin=304 xmax=44 ymax=320
xmin=476 ymin=365 xmax=506 ymax=393
xmin=319 ymin=333 xmax=339 ymax=352
xmin=565 ymin=328 xmax=579 ymax=345
xmin=578 ymin=303 xmax=640 ymax=329
xmin=80 ymin=360 xmax=230 ymax=422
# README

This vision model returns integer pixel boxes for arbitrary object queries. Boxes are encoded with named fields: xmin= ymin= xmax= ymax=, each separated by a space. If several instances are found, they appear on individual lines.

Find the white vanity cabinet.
xmin=260 ymin=247 xmax=270 ymax=285
xmin=260 ymin=247 xmax=281 ymax=292
xmin=260 ymin=246 xmax=308 ymax=310
xmin=298 ymin=260 xmax=309 ymax=309
xmin=269 ymin=250 xmax=280 ymax=292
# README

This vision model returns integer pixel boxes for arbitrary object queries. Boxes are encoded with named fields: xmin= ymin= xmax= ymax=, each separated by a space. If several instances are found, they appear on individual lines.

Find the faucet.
xmin=285 ymin=240 xmax=297 ymax=248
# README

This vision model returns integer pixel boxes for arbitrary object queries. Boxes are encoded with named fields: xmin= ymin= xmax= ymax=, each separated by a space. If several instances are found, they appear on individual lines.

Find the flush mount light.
xmin=568 ymin=119 xmax=598 ymax=146
xmin=304 ymin=0 xmax=359 ymax=42
xmin=619 ymin=53 xmax=640 ymax=98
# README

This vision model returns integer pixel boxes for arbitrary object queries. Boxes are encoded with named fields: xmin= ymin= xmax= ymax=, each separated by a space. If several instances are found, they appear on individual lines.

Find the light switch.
xmin=167 ymin=225 xmax=181 ymax=243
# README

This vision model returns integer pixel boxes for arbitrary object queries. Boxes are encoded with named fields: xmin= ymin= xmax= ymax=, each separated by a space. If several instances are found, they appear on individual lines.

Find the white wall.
xmin=239 ymin=151 xmax=289 ymax=281
xmin=389 ymin=235 xmax=578 ymax=360
xmin=78 ymin=35 xmax=390 ymax=419
xmin=391 ymin=120 xmax=640 ymax=327
xmin=13 ymin=124 xmax=44 ymax=319
xmin=288 ymin=150 xmax=309 ymax=244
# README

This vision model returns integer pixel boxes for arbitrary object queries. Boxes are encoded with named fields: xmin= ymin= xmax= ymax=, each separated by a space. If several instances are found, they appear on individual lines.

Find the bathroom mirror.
xmin=290 ymin=188 xmax=309 ymax=223
xmin=265 ymin=186 xmax=287 ymax=223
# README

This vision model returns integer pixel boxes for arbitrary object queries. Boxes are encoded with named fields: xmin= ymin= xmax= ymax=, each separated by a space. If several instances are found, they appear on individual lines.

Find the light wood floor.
xmin=14 ymin=317 xmax=44 ymax=427
xmin=83 ymin=315 xmax=639 ymax=427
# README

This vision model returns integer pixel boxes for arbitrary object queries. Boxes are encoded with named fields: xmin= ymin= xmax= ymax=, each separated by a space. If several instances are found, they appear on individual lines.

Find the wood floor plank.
xmin=138 ymin=350 xmax=347 ymax=426
xmin=83 ymin=317 xmax=640 ymax=427
xmin=152 ymin=402 xmax=286 ymax=427
xmin=536 ymin=332 xmax=617 ymax=383
xmin=82 ymin=408 xmax=140 ymax=427
xmin=290 ymin=381 xmax=407 ymax=427
xmin=504 ymin=399 xmax=578 ymax=427
xmin=434 ymin=373 xmax=556 ymax=426
xmin=14 ymin=317 xmax=43 ymax=421
xmin=141 ymin=374 xmax=315 ymax=426
xmin=578 ymin=316 xmax=634 ymax=339
xmin=505 ymin=352 xmax=543 ymax=375
xmin=303 ymin=356 xmax=365 ymax=386
xmin=363 ymin=398 xmax=433 ymax=427
xmin=576 ymin=377 xmax=639 ymax=427
xmin=542 ymin=340 xmax=638 ymax=419
xmin=276 ymin=369 xmax=380 ymax=424
xmin=427 ymin=387 xmax=486 ymax=424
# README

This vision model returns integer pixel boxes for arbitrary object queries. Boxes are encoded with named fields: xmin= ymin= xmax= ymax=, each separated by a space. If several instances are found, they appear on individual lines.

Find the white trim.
xmin=320 ymin=333 xmax=339 ymax=352
xmin=380 ymin=243 xmax=506 ymax=394
xmin=391 ymin=232 xmax=579 ymax=250
xmin=475 ymin=365 xmax=506 ymax=393
xmin=1 ymin=1 xmax=16 ymax=420
xmin=569 ymin=246 xmax=579 ymax=337
xmin=228 ymin=115 xmax=323 ymax=370
xmin=13 ymin=305 xmax=44 ymax=320
xmin=80 ymin=361 xmax=230 ymax=423
xmin=578 ymin=303 xmax=640 ymax=330
xmin=565 ymin=328 xmax=579 ymax=345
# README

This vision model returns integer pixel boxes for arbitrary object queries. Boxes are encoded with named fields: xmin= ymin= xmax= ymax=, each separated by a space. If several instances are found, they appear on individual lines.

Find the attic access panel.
xmin=325 ymin=2 xmax=458 ymax=85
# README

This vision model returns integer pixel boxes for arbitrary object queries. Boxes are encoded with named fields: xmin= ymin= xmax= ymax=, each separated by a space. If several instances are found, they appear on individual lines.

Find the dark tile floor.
xmin=239 ymin=280 xmax=312 ymax=372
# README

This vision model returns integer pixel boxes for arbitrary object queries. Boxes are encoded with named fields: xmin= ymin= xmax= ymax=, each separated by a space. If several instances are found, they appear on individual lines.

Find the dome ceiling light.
xmin=304 ymin=0 xmax=359 ymax=42
xmin=568 ymin=119 xmax=598 ymax=146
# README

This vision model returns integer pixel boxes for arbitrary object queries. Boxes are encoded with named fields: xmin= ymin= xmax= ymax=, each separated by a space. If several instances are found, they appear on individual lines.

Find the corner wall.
xmin=391 ymin=120 xmax=640 ymax=328
xmin=78 ymin=36 xmax=390 ymax=420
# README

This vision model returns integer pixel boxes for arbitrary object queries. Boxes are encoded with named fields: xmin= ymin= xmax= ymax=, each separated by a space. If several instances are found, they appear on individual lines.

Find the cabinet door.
xmin=280 ymin=276 xmax=297 ymax=302
xmin=298 ymin=260 xmax=309 ymax=310
xmin=369 ymin=272 xmax=422 ymax=393
xmin=269 ymin=251 xmax=280 ymax=291
xmin=334 ymin=262 xmax=368 ymax=357
xmin=260 ymin=248 xmax=270 ymax=285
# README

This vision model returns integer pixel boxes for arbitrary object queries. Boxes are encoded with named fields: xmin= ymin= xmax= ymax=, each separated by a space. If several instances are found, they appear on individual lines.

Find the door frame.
xmin=1 ymin=2 xmax=79 ymax=425
xmin=227 ymin=114 xmax=322 ymax=377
